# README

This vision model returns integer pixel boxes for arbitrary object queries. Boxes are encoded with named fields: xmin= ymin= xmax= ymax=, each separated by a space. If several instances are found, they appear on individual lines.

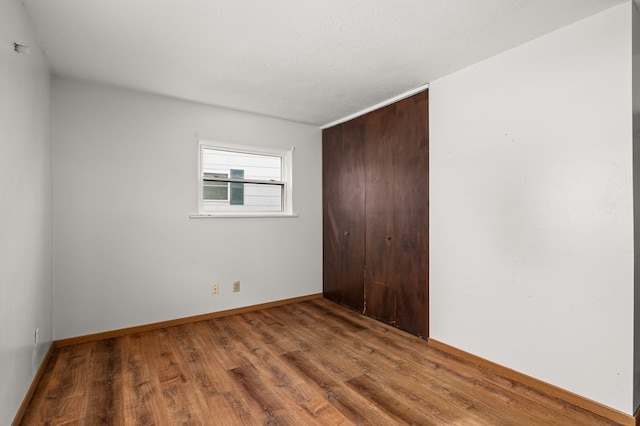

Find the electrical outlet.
xmin=211 ymin=284 xmax=219 ymax=294
xmin=233 ymin=281 xmax=240 ymax=292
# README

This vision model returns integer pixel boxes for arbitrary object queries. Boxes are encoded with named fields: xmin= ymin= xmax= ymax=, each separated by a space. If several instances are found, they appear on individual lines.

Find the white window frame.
xmin=194 ymin=139 xmax=295 ymax=217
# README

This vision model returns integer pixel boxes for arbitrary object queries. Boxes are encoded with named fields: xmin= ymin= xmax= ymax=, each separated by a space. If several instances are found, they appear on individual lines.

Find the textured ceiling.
xmin=23 ymin=0 xmax=626 ymax=126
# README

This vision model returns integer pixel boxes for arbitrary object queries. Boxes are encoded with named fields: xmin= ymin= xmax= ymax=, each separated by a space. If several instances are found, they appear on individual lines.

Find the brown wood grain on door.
xmin=322 ymin=90 xmax=428 ymax=338
xmin=322 ymin=119 xmax=366 ymax=312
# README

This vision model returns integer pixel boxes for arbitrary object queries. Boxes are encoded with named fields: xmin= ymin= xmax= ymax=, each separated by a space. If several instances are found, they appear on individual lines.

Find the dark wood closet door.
xmin=392 ymin=91 xmax=429 ymax=337
xmin=322 ymin=119 xmax=366 ymax=312
xmin=322 ymin=90 xmax=428 ymax=337
xmin=363 ymin=107 xmax=397 ymax=324
xmin=364 ymin=91 xmax=429 ymax=337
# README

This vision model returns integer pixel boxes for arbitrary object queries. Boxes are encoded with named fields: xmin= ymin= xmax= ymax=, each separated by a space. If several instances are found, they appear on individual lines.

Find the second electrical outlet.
xmin=211 ymin=284 xmax=219 ymax=294
xmin=233 ymin=281 xmax=240 ymax=292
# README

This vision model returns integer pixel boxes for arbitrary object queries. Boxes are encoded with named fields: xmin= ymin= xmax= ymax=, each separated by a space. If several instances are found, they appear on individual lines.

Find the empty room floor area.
xmin=19 ymin=298 xmax=616 ymax=425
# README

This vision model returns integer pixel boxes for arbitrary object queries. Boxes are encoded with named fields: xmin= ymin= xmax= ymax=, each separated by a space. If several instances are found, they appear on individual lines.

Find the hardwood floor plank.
xmin=20 ymin=298 xmax=624 ymax=425
xmin=201 ymin=316 xmax=253 ymax=371
xmin=230 ymin=363 xmax=302 ymax=424
xmin=324 ymin=383 xmax=399 ymax=426
xmin=19 ymin=348 xmax=60 ymax=424
xmin=79 ymin=339 xmax=123 ymax=425
xmin=167 ymin=322 xmax=261 ymax=425
xmin=252 ymin=358 xmax=349 ymax=425
xmin=224 ymin=314 xmax=281 ymax=367
xmin=238 ymin=311 xmax=291 ymax=354
xmin=120 ymin=333 xmax=172 ymax=424
xmin=227 ymin=314 xmax=353 ymax=425
xmin=256 ymin=307 xmax=334 ymax=354
xmin=144 ymin=328 xmax=207 ymax=425
xmin=21 ymin=344 xmax=91 ymax=424
xmin=281 ymin=350 xmax=341 ymax=390
xmin=169 ymin=322 xmax=236 ymax=395
xmin=165 ymin=324 xmax=255 ymax=424
xmin=347 ymin=373 xmax=458 ymax=425
xmin=280 ymin=350 xmax=396 ymax=425
xmin=266 ymin=308 xmax=373 ymax=382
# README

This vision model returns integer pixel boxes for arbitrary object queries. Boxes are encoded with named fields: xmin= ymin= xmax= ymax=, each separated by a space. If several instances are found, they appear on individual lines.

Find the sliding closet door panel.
xmin=392 ymin=91 xmax=429 ymax=337
xmin=322 ymin=120 xmax=365 ymax=312
xmin=322 ymin=90 xmax=429 ymax=336
xmin=322 ymin=125 xmax=342 ymax=304
xmin=364 ymin=107 xmax=397 ymax=324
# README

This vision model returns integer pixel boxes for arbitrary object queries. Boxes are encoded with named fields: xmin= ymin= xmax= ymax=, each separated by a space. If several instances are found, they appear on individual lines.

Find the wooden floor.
xmin=21 ymin=298 xmax=618 ymax=425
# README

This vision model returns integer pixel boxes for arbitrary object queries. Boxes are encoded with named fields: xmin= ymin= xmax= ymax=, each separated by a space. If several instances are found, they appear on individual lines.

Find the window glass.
xmin=198 ymin=141 xmax=293 ymax=215
xmin=203 ymin=172 xmax=228 ymax=201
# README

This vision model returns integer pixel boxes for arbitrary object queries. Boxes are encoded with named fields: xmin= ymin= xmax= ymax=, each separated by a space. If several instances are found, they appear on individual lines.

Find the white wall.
xmin=633 ymin=0 xmax=640 ymax=412
xmin=53 ymin=77 xmax=322 ymax=340
xmin=0 ymin=0 xmax=53 ymax=423
xmin=430 ymin=3 xmax=634 ymax=414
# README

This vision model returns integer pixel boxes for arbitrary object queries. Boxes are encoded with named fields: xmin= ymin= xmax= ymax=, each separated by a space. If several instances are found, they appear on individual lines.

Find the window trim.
xmin=195 ymin=139 xmax=296 ymax=217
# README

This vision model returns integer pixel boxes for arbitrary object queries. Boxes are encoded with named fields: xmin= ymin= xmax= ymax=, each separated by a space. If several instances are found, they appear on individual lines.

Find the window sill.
xmin=190 ymin=213 xmax=299 ymax=219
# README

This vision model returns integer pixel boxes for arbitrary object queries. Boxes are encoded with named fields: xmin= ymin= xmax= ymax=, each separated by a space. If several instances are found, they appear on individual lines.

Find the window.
xmin=203 ymin=172 xmax=229 ymax=201
xmin=197 ymin=140 xmax=294 ymax=216
xmin=203 ymin=170 xmax=244 ymax=203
